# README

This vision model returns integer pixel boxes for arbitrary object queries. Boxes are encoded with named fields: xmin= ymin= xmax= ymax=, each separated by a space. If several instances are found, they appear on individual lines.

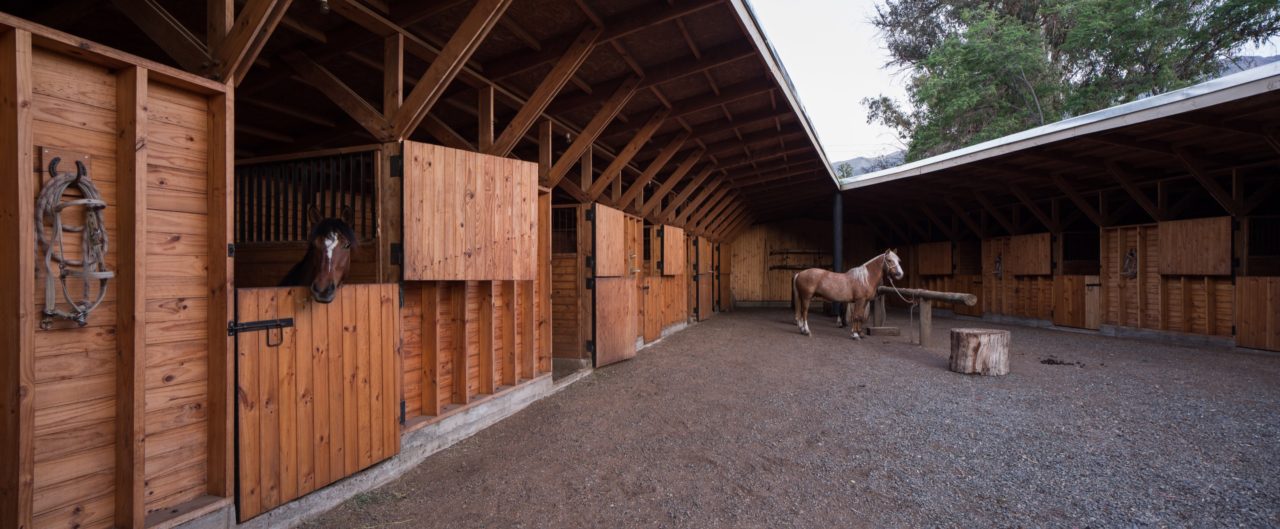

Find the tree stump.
xmin=949 ymin=328 xmax=1010 ymax=375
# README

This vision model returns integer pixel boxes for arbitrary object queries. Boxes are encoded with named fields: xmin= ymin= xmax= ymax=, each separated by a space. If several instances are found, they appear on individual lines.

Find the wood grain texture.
xmin=1158 ymin=217 xmax=1231 ymax=276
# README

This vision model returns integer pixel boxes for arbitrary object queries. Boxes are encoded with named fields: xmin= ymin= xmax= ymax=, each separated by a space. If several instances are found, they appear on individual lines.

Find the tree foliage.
xmin=864 ymin=0 xmax=1280 ymax=161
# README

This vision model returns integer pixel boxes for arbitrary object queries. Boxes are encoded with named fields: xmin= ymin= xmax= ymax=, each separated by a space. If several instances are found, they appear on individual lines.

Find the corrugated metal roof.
xmin=840 ymin=61 xmax=1280 ymax=191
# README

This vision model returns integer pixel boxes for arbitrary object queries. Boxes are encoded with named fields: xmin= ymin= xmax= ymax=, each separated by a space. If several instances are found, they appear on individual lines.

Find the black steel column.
xmin=832 ymin=192 xmax=844 ymax=322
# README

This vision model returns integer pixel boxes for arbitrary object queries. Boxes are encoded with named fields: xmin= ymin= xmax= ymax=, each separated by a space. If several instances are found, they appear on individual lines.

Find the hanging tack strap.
xmin=35 ymin=157 xmax=113 ymax=328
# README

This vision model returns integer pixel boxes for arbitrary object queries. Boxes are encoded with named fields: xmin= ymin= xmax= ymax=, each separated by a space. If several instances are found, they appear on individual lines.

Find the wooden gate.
xmin=593 ymin=204 xmax=638 ymax=367
xmin=1053 ymin=275 xmax=1101 ymax=329
xmin=234 ymin=284 xmax=401 ymax=521
xmin=1237 ymin=277 xmax=1280 ymax=351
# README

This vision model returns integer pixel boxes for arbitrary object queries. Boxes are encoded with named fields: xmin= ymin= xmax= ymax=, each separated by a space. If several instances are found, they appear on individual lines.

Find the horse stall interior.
xmin=729 ymin=219 xmax=876 ymax=306
xmin=550 ymin=203 xmax=688 ymax=369
xmin=0 ymin=21 xmax=233 ymax=529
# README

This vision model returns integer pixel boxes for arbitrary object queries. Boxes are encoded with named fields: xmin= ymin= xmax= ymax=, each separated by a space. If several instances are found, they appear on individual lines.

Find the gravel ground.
xmin=304 ymin=309 xmax=1280 ymax=528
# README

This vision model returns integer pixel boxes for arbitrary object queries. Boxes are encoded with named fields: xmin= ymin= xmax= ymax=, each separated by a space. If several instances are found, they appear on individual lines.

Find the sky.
xmin=747 ymin=0 xmax=1280 ymax=164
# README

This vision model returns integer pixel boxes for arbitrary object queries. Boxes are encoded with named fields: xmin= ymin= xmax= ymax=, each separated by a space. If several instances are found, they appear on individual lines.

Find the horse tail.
xmin=791 ymin=272 xmax=799 ymax=314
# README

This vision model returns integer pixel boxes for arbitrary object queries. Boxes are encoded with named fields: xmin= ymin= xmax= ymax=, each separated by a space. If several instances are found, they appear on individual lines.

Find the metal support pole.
xmin=832 ymin=192 xmax=844 ymax=323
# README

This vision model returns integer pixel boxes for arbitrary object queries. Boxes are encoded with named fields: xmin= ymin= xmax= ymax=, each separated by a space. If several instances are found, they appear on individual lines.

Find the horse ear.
xmin=307 ymin=204 xmax=323 ymax=226
xmin=340 ymin=205 xmax=355 ymax=226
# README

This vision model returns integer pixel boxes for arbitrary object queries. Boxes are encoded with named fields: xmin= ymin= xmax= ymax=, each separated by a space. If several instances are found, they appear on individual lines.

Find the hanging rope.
xmin=884 ymin=255 xmax=920 ymax=343
xmin=35 ymin=157 xmax=113 ymax=329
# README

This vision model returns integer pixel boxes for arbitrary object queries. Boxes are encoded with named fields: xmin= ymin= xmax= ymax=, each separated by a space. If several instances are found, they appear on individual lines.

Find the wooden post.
xmin=872 ymin=296 xmax=885 ymax=327
xmin=115 ymin=65 xmax=148 ymax=529
xmin=919 ymin=300 xmax=932 ymax=346
xmin=207 ymin=87 xmax=236 ymax=498
xmin=0 ymin=28 xmax=35 ymax=529
xmin=949 ymin=329 xmax=1010 ymax=375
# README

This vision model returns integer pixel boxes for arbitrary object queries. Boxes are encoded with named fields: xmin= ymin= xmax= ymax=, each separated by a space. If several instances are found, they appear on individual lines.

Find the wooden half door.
xmin=234 ymin=284 xmax=401 ymax=521
xmin=593 ymin=203 xmax=637 ymax=367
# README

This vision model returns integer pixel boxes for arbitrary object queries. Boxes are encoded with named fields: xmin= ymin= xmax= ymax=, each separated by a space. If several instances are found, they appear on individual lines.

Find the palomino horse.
xmin=792 ymin=249 xmax=904 ymax=339
xmin=281 ymin=205 xmax=358 ymax=304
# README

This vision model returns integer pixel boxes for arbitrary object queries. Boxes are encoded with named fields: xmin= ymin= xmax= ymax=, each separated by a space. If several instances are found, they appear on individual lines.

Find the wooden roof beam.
xmin=679 ymin=184 xmax=730 ymax=226
xmin=640 ymin=152 xmax=706 ymax=216
xmin=485 ymin=0 xmax=725 ymax=79
xmin=690 ymin=189 xmax=736 ymax=230
xmin=547 ymin=77 xmax=641 ymax=187
xmin=618 ymin=132 xmax=692 ymax=206
xmin=212 ymin=0 xmax=292 ymax=83
xmin=587 ymin=109 xmax=668 ymax=200
xmin=548 ymin=41 xmax=754 ymax=114
xmin=656 ymin=166 xmax=719 ymax=220
xmin=486 ymin=26 xmax=603 ymax=157
xmin=286 ymin=53 xmax=390 ymax=139
xmin=669 ymin=179 xmax=723 ymax=224
xmin=1104 ymin=162 xmax=1164 ymax=221
xmin=972 ymin=191 xmax=1017 ymax=235
xmin=919 ymin=205 xmax=957 ymax=241
xmin=1049 ymin=174 xmax=1105 ymax=226
xmin=1008 ymin=184 xmax=1059 ymax=232
xmin=1173 ymin=148 xmax=1244 ymax=216
xmin=112 ymin=0 xmax=211 ymax=72
xmin=944 ymin=198 xmax=984 ymax=238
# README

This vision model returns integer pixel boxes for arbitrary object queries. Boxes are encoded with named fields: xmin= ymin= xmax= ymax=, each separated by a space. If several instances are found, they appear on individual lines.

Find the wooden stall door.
xmin=235 ymin=284 xmax=401 ymax=521
xmin=1053 ymin=275 xmax=1101 ymax=330
xmin=1237 ymin=277 xmax=1280 ymax=351
xmin=593 ymin=204 xmax=637 ymax=367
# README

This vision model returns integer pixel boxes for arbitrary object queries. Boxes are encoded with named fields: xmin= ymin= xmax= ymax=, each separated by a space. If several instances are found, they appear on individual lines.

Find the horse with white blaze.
xmin=792 ymin=249 xmax=904 ymax=339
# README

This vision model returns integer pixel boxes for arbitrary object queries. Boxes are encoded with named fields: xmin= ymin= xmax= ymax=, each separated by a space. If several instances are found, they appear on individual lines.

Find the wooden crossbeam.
xmin=919 ymin=206 xmax=956 ymax=240
xmin=1105 ymin=162 xmax=1163 ymax=221
xmin=944 ymin=198 xmax=983 ymax=237
xmin=113 ymin=0 xmax=211 ymax=72
xmin=609 ymin=79 xmax=774 ymax=140
xmin=212 ymin=0 xmax=292 ymax=83
xmin=1008 ymin=184 xmax=1057 ymax=232
xmin=679 ymin=182 xmax=729 ymax=225
xmin=586 ymin=109 xmax=667 ymax=200
xmin=550 ymin=41 xmax=753 ymax=114
xmin=1173 ymin=148 xmax=1243 ymax=216
xmin=711 ymin=206 xmax=747 ymax=238
xmin=423 ymin=114 xmax=476 ymax=151
xmin=1049 ymin=174 xmax=1105 ymax=226
xmin=641 ymin=159 xmax=709 ymax=216
xmin=547 ymin=76 xmax=641 ymax=187
xmin=669 ymin=179 xmax=722 ymax=224
xmin=484 ymin=0 xmax=723 ymax=79
xmin=375 ymin=0 xmax=512 ymax=140
xmin=487 ymin=26 xmax=603 ymax=157
xmin=287 ymin=54 xmax=390 ymax=139
xmin=618 ymin=131 xmax=691 ymax=207
xmin=655 ymin=165 xmax=717 ymax=220
xmin=705 ymin=200 xmax=744 ymax=235
xmin=690 ymin=190 xmax=735 ymax=230
xmin=972 ymin=192 xmax=1016 ymax=234
xmin=477 ymin=85 xmax=495 ymax=151
xmin=1245 ymin=178 xmax=1278 ymax=214
xmin=383 ymin=33 xmax=402 ymax=117
xmin=733 ymin=164 xmax=821 ymax=187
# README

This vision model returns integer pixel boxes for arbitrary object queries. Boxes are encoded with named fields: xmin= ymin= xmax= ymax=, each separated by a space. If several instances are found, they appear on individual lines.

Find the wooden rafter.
xmin=669 ymin=179 xmax=721 ymax=224
xmin=423 ymin=114 xmax=476 ymax=151
xmin=586 ymin=109 xmax=668 ymax=200
xmin=1173 ymin=148 xmax=1243 ymax=216
xmin=383 ymin=33 xmax=402 ymax=117
xmin=642 ymin=159 xmax=709 ymax=217
xmin=972 ymin=192 xmax=1016 ymax=234
xmin=487 ymin=26 xmax=603 ymax=157
xmin=112 ymin=0 xmax=211 ymax=72
xmin=286 ymin=53 xmax=390 ymax=139
xmin=547 ymin=76 xmax=641 ymax=187
xmin=678 ymin=182 xmax=728 ymax=225
xmin=1008 ymin=185 xmax=1057 ymax=232
xmin=1049 ymin=174 xmax=1105 ymax=226
xmin=1105 ymin=162 xmax=1162 ymax=221
xmin=919 ymin=206 xmax=956 ymax=240
xmin=944 ymin=198 xmax=983 ymax=237
xmin=618 ymin=131 xmax=691 ymax=207
xmin=477 ymin=85 xmax=495 ymax=151
xmin=551 ymin=41 xmax=753 ymax=114
xmin=656 ymin=166 xmax=717 ymax=220
xmin=691 ymin=190 xmax=735 ymax=230
xmin=212 ymin=0 xmax=292 ymax=83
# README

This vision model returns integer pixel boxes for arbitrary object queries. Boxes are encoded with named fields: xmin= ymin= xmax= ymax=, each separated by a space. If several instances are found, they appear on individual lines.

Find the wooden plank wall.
xmin=695 ymin=237 xmax=714 ymax=320
xmin=402 ymin=142 xmax=536 ymax=281
xmin=1101 ymin=223 xmax=1233 ymax=336
xmin=729 ymin=219 xmax=875 ymax=302
xmin=550 ymin=206 xmax=588 ymax=360
xmin=1159 ymin=217 xmax=1231 ymax=276
xmin=234 ymin=285 xmax=400 ymax=522
xmin=1053 ymin=275 xmax=1101 ymax=329
xmin=23 ymin=46 xmax=222 ymax=528
xmin=981 ymin=237 xmax=1054 ymax=319
xmin=400 ymin=280 xmax=544 ymax=427
xmin=1236 ymin=277 xmax=1280 ymax=351
xmin=915 ymin=241 xmax=952 ymax=275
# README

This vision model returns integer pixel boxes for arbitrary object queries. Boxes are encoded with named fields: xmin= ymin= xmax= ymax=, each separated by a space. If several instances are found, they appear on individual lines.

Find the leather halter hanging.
xmin=35 ymin=157 xmax=114 ymax=328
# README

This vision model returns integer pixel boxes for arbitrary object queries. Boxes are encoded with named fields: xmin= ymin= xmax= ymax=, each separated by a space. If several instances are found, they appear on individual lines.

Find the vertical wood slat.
xmin=341 ymin=287 xmax=358 ymax=475
xmin=451 ymin=283 xmax=468 ymax=405
xmin=420 ymin=284 xmax=440 ymax=417
xmin=236 ymin=293 xmax=262 ymax=518
xmin=355 ymin=286 xmax=371 ymax=469
xmin=311 ymin=296 xmax=330 ymax=488
xmin=502 ymin=281 xmax=517 ymax=385
xmin=478 ymin=282 xmax=495 ymax=394
xmin=367 ymin=284 xmax=385 ymax=468
xmin=258 ymin=290 xmax=281 ymax=510
xmin=0 ymin=28 xmax=35 ymax=529
xmin=114 ymin=65 xmax=147 ymax=529
xmin=276 ymin=289 xmax=298 ymax=503
xmin=207 ymin=86 xmax=235 ymax=501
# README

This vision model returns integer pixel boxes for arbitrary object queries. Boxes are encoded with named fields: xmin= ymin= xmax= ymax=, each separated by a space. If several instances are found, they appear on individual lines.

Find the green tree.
xmin=864 ymin=0 xmax=1280 ymax=161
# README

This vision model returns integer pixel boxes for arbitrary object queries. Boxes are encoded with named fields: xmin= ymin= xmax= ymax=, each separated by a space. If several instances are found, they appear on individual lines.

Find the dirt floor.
xmin=304 ymin=309 xmax=1280 ymax=528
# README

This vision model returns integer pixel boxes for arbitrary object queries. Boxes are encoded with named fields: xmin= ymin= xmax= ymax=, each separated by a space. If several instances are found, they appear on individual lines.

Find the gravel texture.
xmin=304 ymin=309 xmax=1280 ymax=528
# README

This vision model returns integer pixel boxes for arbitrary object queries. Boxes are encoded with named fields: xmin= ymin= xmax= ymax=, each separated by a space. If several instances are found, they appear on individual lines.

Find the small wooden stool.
xmin=949 ymin=328 xmax=1010 ymax=375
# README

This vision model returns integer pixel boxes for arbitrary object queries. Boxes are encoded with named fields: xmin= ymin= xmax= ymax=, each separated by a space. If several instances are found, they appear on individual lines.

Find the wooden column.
xmin=0 ymin=28 xmax=34 ymax=529
xmin=537 ymin=119 xmax=553 ymax=186
xmin=383 ymin=33 xmax=403 ymax=118
xmin=207 ymin=87 xmax=236 ymax=499
xmin=115 ymin=65 xmax=148 ymax=528
xmin=478 ymin=85 xmax=494 ymax=152
xmin=918 ymin=300 xmax=932 ymax=346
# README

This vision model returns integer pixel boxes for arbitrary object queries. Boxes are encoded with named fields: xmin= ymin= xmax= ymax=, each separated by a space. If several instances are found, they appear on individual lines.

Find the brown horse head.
xmin=883 ymin=248 xmax=904 ymax=280
xmin=281 ymin=205 xmax=357 ymax=303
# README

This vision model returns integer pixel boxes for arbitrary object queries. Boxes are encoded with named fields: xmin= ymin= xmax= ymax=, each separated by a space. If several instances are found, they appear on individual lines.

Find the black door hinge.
xmin=389 ymin=154 xmax=404 ymax=178
xmin=391 ymin=243 xmax=403 ymax=266
xmin=586 ymin=277 xmax=595 ymax=290
xmin=657 ymin=260 xmax=664 ymax=271
xmin=400 ymin=400 xmax=406 ymax=425
xmin=586 ymin=339 xmax=594 ymax=353
xmin=585 ymin=255 xmax=594 ymax=269
xmin=693 ymin=274 xmax=700 ymax=282
xmin=585 ymin=208 xmax=595 ymax=221
xmin=398 ymin=283 xmax=405 ymax=308
xmin=227 ymin=243 xmax=235 ymax=257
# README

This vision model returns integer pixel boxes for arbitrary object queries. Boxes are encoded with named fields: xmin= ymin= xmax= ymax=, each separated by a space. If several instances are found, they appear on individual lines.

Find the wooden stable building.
xmin=828 ymin=63 xmax=1280 ymax=351
xmin=0 ymin=0 xmax=837 ymax=527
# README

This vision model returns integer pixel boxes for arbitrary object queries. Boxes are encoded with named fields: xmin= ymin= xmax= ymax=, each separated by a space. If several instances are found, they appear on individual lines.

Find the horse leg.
xmin=848 ymin=300 xmax=867 ymax=340
xmin=798 ymin=295 xmax=811 ymax=336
